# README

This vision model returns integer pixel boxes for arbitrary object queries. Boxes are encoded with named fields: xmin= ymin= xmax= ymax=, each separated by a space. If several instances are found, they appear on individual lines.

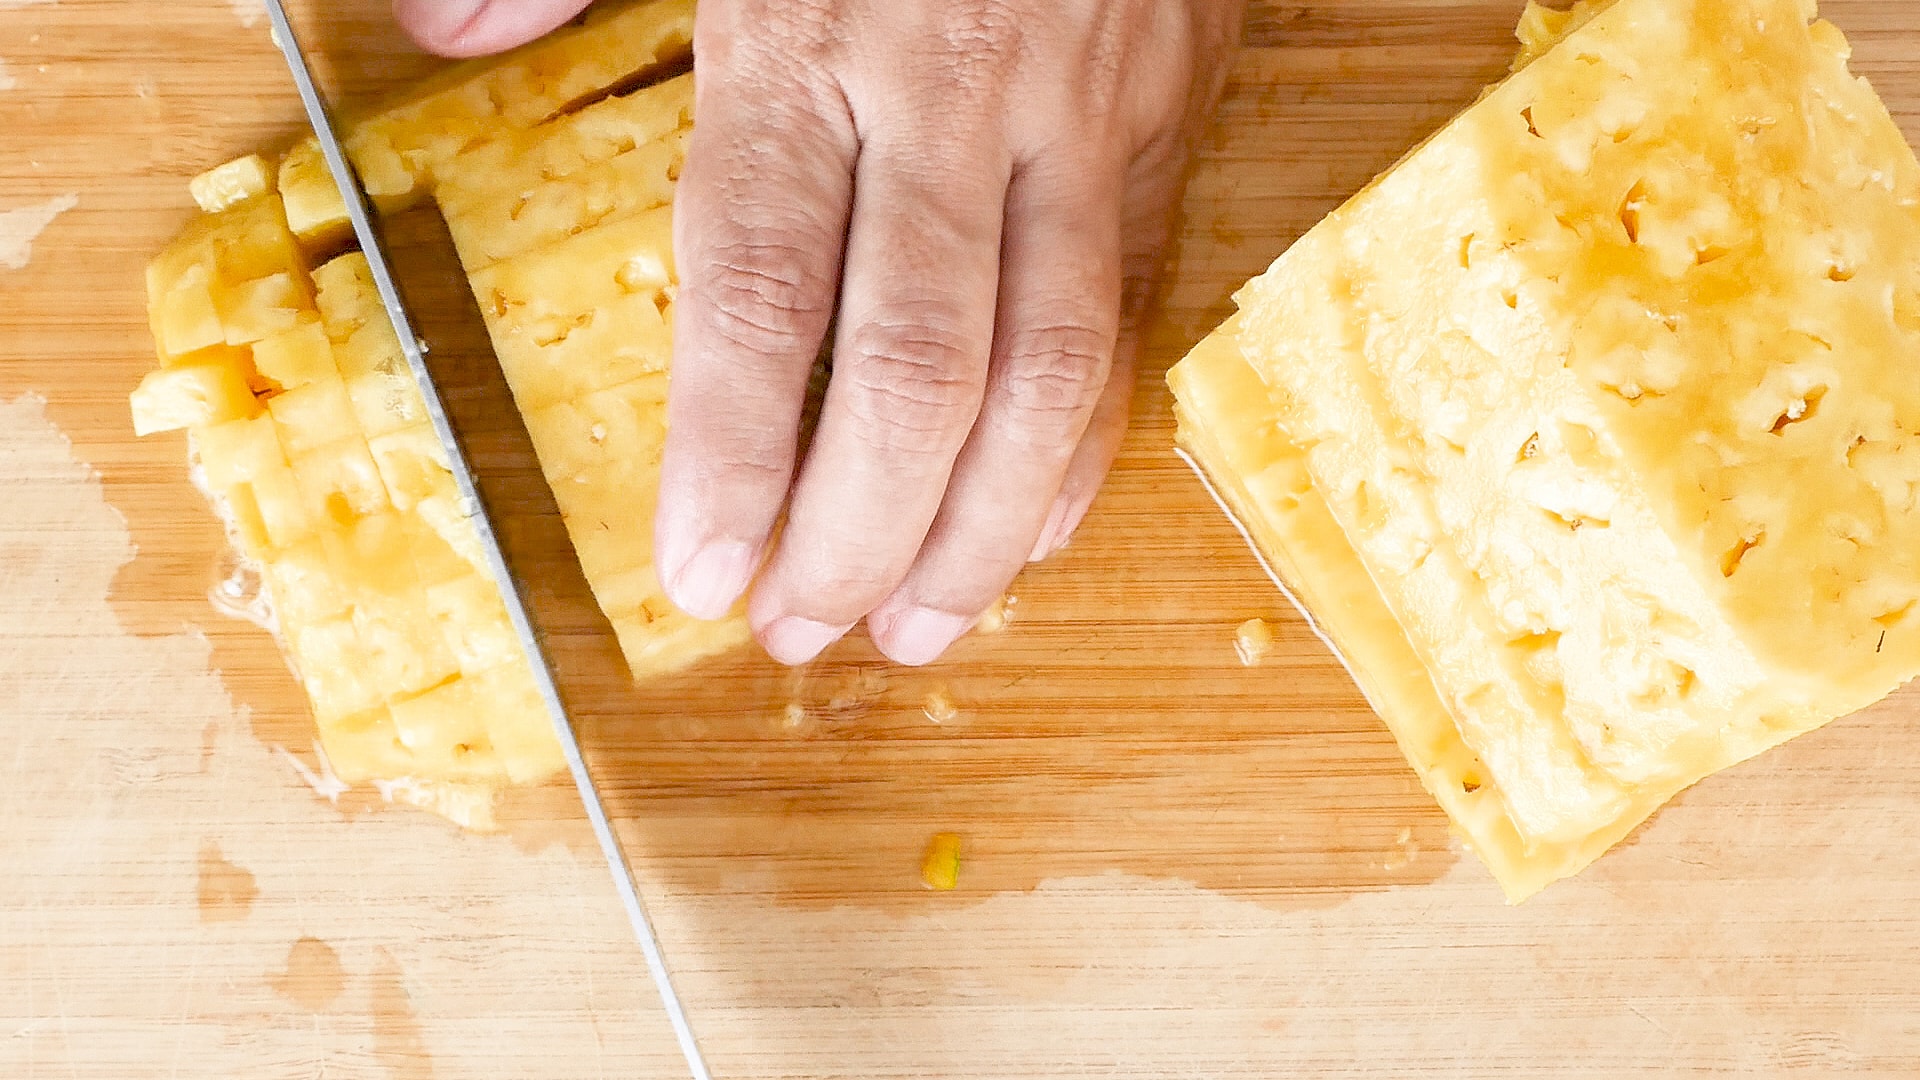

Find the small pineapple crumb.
xmin=974 ymin=594 xmax=1018 ymax=634
xmin=1234 ymin=618 xmax=1278 ymax=667
xmin=922 ymin=688 xmax=959 ymax=725
xmin=920 ymin=832 xmax=962 ymax=891
xmin=781 ymin=701 xmax=806 ymax=731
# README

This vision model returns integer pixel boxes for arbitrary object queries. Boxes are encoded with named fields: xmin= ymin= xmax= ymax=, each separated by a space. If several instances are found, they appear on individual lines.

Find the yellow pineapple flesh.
xmin=1170 ymin=0 xmax=1920 ymax=899
xmin=133 ymin=188 xmax=563 ymax=822
xmin=132 ymin=0 xmax=740 ymax=815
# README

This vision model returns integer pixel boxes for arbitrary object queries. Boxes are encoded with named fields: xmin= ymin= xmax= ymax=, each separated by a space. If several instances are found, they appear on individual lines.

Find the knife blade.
xmin=257 ymin=6 xmax=712 ymax=1078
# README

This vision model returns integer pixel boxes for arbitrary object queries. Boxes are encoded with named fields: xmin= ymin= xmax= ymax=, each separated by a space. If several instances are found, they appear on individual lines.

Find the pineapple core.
xmin=1171 ymin=0 xmax=1920 ymax=900
xmin=130 ymin=0 xmax=746 ymax=814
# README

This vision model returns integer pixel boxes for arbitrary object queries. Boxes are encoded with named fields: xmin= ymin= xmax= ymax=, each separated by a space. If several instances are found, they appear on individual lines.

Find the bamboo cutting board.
xmin=6 ymin=1 xmax=1920 ymax=1076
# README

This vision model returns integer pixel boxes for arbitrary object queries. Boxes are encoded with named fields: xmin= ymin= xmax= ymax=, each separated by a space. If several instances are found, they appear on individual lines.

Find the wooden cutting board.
xmin=7 ymin=1 xmax=1920 ymax=1076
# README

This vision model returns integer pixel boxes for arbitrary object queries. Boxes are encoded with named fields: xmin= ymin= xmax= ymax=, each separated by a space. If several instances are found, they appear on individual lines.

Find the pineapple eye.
xmin=1721 ymin=531 xmax=1765 ymax=577
xmin=1769 ymin=385 xmax=1827 ymax=434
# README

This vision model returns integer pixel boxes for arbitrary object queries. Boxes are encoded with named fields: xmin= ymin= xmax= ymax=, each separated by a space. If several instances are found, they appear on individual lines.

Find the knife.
xmin=258 ymin=5 xmax=713 ymax=1078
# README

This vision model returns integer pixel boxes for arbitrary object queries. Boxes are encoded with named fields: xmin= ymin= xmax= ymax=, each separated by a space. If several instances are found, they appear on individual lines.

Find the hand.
xmin=395 ymin=0 xmax=1247 ymax=667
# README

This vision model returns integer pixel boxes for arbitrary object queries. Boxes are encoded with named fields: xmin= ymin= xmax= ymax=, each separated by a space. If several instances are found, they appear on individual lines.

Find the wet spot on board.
xmin=0 ymin=193 xmax=79 ymax=271
xmin=199 ymin=719 xmax=220 ymax=770
xmin=196 ymin=841 xmax=257 ymax=922
xmin=371 ymin=946 xmax=434 ymax=1078
xmin=271 ymin=936 xmax=345 ymax=1012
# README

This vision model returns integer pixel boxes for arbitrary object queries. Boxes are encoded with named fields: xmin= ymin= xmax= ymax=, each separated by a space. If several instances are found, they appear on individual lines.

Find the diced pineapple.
xmin=134 ymin=0 xmax=745 ymax=819
xmin=426 ymin=575 xmax=526 ymax=673
xmin=466 ymin=664 xmax=566 ymax=784
xmin=367 ymin=424 xmax=452 ymax=511
xmin=277 ymin=139 xmax=351 ymax=251
xmin=130 ymin=355 xmax=260 ymax=435
xmin=286 ymin=616 xmax=384 ymax=724
xmin=317 ymin=708 xmax=416 ymax=786
xmin=268 ymin=376 xmax=359 ymax=456
xmin=250 ymin=320 xmax=337 ymax=391
xmin=313 ymin=253 xmax=381 ymax=341
xmin=263 ymin=536 xmax=351 ymax=626
xmin=151 ymin=269 xmax=227 ymax=359
xmin=344 ymin=369 xmax=426 ymax=438
xmin=389 ymin=678 xmax=507 ymax=782
xmin=291 ymin=437 xmax=390 ymax=523
xmin=413 ymin=491 xmax=489 ymax=576
xmin=215 ymin=272 xmax=311 ymax=346
xmin=1170 ymin=0 xmax=1920 ymax=899
xmin=250 ymin=457 xmax=316 ymax=550
xmin=190 ymin=154 xmax=276 ymax=214
xmin=195 ymin=414 xmax=289 ymax=493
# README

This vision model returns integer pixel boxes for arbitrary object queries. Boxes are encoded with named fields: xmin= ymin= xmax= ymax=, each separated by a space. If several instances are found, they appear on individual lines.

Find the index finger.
xmin=653 ymin=46 xmax=857 ymax=621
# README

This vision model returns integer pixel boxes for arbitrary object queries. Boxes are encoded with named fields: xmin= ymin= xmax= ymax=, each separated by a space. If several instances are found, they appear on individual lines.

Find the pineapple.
xmin=132 ymin=183 xmax=566 ymax=816
xmin=1169 ymin=0 xmax=1920 ymax=899
xmin=131 ymin=0 xmax=740 ymax=813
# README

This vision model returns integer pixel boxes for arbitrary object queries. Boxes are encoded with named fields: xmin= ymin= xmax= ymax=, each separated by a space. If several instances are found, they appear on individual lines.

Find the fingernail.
xmin=1028 ymin=498 xmax=1076 ymax=563
xmin=666 ymin=540 xmax=756 ymax=620
xmin=759 ymin=616 xmax=851 ymax=666
xmin=876 ymin=607 xmax=975 ymax=667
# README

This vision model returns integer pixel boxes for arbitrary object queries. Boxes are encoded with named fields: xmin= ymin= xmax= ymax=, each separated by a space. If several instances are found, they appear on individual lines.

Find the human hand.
xmin=394 ymin=0 xmax=1247 ymax=667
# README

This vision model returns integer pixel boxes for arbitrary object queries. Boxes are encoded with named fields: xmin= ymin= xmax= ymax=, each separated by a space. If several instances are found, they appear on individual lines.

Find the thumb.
xmin=392 ymin=0 xmax=593 ymax=57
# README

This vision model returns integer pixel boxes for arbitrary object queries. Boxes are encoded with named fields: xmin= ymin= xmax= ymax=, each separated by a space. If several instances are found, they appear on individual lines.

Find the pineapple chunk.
xmin=268 ymin=376 xmax=359 ymax=456
xmin=215 ymin=272 xmax=310 ymax=346
xmin=367 ymin=424 xmax=452 ymax=511
xmin=291 ymin=437 xmax=391 ymax=523
xmin=194 ymin=413 xmax=287 ymax=490
xmin=467 ymin=663 xmax=566 ymax=784
xmin=389 ymin=678 xmax=507 ymax=782
xmin=130 ymin=354 xmax=260 ymax=435
xmin=251 ymin=457 xmax=317 ymax=549
xmin=277 ymin=139 xmax=350 ymax=251
xmin=1170 ymin=0 xmax=1920 ymax=899
xmin=151 ymin=269 xmax=227 ymax=359
xmin=190 ymin=154 xmax=275 ymax=214
xmin=250 ymin=320 xmax=337 ymax=391
xmin=318 ymin=708 xmax=415 ymax=786
xmin=427 ymin=574 xmax=527 ymax=673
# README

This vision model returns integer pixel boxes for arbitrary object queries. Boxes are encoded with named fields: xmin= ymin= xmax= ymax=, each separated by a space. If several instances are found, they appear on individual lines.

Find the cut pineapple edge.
xmin=1171 ymin=0 xmax=1920 ymax=901
xmin=129 ymin=0 xmax=751 ymax=818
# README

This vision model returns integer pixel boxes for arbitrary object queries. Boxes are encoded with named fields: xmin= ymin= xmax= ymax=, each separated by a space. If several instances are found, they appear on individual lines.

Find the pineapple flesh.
xmin=1170 ymin=0 xmax=1920 ymax=899
xmin=131 ymin=0 xmax=742 ymax=811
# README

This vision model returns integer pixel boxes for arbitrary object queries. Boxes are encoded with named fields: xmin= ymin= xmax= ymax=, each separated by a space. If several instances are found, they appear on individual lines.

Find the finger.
xmin=654 ymin=49 xmax=857 ymax=622
xmin=748 ymin=127 xmax=1013 ymax=665
xmin=1028 ymin=318 xmax=1136 ymax=562
xmin=391 ymin=0 xmax=591 ymax=57
xmin=865 ymin=153 xmax=1123 ymax=665
xmin=1029 ymin=143 xmax=1190 ymax=562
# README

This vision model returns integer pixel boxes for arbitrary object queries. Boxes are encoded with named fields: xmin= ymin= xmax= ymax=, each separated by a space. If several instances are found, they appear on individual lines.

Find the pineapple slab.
xmin=1170 ymin=0 xmax=1920 ymax=899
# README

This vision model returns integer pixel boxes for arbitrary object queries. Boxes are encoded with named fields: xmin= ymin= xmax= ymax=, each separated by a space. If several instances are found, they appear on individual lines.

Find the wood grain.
xmin=5 ymin=0 xmax=1920 ymax=1076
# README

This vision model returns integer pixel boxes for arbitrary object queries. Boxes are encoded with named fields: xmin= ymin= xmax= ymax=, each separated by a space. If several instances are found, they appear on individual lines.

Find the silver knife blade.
xmin=257 ymin=6 xmax=712 ymax=1078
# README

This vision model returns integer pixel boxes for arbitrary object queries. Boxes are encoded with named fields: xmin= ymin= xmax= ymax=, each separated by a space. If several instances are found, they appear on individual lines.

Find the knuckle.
xmin=998 ymin=322 xmax=1112 ymax=419
xmin=839 ymin=319 xmax=985 ymax=455
xmin=695 ymin=237 xmax=834 ymax=355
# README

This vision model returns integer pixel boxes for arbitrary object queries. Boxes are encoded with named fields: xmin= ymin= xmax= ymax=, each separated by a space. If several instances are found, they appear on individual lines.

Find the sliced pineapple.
xmin=1170 ymin=0 xmax=1920 ymax=899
